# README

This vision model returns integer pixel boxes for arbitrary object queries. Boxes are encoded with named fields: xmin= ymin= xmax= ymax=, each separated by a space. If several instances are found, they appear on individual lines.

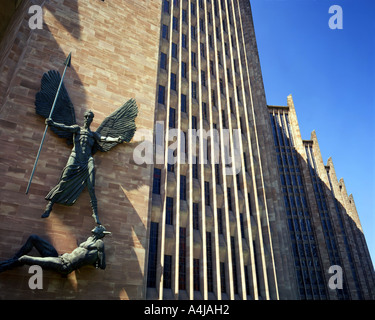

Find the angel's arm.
xmin=96 ymin=240 xmax=106 ymax=269
xmin=46 ymin=118 xmax=79 ymax=133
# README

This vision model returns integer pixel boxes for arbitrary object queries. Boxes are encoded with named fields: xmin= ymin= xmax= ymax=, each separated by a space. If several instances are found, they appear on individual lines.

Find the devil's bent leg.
xmin=18 ymin=256 xmax=65 ymax=272
xmin=14 ymin=235 xmax=58 ymax=259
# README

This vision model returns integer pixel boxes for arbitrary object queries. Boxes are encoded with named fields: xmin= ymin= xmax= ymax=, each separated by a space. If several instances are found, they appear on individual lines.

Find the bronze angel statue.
xmin=34 ymin=70 xmax=138 ymax=225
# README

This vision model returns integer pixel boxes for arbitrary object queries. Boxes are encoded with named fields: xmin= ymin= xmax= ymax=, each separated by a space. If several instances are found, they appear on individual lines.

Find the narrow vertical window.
xmin=181 ymin=93 xmax=187 ymax=112
xmin=173 ymin=16 xmax=178 ymax=31
xmin=169 ymin=108 xmax=176 ymax=128
xmin=220 ymin=78 xmax=224 ymax=95
xmin=192 ymin=81 xmax=197 ymax=99
xmin=222 ymin=110 xmax=226 ymax=128
xmin=193 ymin=259 xmax=200 ymax=291
xmin=248 ymin=193 xmax=253 ymax=216
xmin=179 ymin=227 xmax=186 ymax=289
xmin=191 ymin=2 xmax=195 ymax=15
xmin=163 ymin=0 xmax=170 ymax=14
xmin=147 ymin=222 xmax=159 ymax=287
xmin=200 ymin=42 xmax=205 ymax=58
xmin=205 ymin=181 xmax=210 ymax=206
xmin=182 ymin=9 xmax=187 ymax=23
xmin=217 ymin=208 xmax=223 ymax=234
xmin=182 ymin=131 xmax=187 ymax=155
xmin=160 ymin=52 xmax=167 ymax=70
xmin=193 ymin=202 xmax=199 ymax=230
xmin=201 ymin=70 xmax=206 ymax=87
xmin=231 ymin=237 xmax=238 ymax=294
xmin=202 ymin=102 xmax=207 ymax=120
xmin=192 ymin=158 xmax=198 ymax=179
xmin=200 ymin=19 xmax=204 ymax=33
xmin=253 ymin=240 xmax=262 ymax=291
xmin=237 ymin=85 xmax=241 ymax=102
xmin=180 ymin=175 xmax=187 ymax=200
xmin=207 ymin=232 xmax=213 ymax=292
xmin=170 ymin=73 xmax=177 ymax=91
xmin=215 ymin=163 xmax=220 ymax=184
xmin=167 ymin=149 xmax=174 ymax=172
xmin=181 ymin=61 xmax=187 ymax=79
xmin=192 ymin=115 xmax=197 ymax=130
xmin=158 ymin=85 xmax=165 ymax=105
xmin=163 ymin=255 xmax=172 ymax=288
xmin=166 ymin=197 xmax=173 ymax=225
xmin=152 ymin=168 xmax=161 ymax=194
xmin=227 ymin=187 xmax=232 ymax=211
xmin=212 ymin=89 xmax=216 ymax=107
xmin=191 ymin=52 xmax=197 ymax=68
xmin=220 ymin=262 xmax=226 ymax=293
xmin=244 ymin=265 xmax=250 ymax=295
xmin=191 ymin=25 xmax=196 ymax=40
xmin=172 ymin=43 xmax=178 ymax=59
xmin=162 ymin=24 xmax=168 ymax=40
xmin=229 ymin=97 xmax=234 ymax=114
xmin=240 ymin=213 xmax=245 ymax=238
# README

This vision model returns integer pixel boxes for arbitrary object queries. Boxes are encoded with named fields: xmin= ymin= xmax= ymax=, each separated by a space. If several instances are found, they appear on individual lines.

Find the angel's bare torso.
xmin=68 ymin=126 xmax=99 ymax=162
xmin=43 ymin=111 xmax=121 ymax=224
xmin=49 ymin=111 xmax=99 ymax=161
xmin=76 ymin=129 xmax=96 ymax=158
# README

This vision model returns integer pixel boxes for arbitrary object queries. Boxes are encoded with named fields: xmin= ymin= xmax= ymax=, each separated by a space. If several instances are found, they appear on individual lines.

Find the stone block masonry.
xmin=0 ymin=0 xmax=161 ymax=299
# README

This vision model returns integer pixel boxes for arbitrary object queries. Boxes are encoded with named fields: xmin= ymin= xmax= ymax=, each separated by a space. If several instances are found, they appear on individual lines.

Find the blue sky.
xmin=250 ymin=0 xmax=375 ymax=265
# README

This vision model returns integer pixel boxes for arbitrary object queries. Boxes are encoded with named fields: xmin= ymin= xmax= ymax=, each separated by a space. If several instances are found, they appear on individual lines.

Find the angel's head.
xmin=83 ymin=110 xmax=94 ymax=127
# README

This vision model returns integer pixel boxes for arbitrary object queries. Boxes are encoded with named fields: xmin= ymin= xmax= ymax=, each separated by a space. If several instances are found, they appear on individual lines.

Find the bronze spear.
xmin=25 ymin=52 xmax=72 ymax=194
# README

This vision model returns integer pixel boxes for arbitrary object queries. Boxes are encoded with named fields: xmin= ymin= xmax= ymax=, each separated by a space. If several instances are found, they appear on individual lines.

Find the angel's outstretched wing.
xmin=94 ymin=98 xmax=138 ymax=153
xmin=35 ymin=70 xmax=76 ymax=143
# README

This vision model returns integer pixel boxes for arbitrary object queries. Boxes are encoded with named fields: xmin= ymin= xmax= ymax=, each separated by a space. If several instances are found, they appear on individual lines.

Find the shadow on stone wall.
xmin=0 ymin=0 xmax=150 ymax=300
xmin=271 ymin=114 xmax=375 ymax=300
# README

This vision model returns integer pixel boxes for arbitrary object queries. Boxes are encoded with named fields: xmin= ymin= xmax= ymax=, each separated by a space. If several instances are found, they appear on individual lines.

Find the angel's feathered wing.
xmin=35 ymin=70 xmax=76 ymax=143
xmin=94 ymin=98 xmax=138 ymax=153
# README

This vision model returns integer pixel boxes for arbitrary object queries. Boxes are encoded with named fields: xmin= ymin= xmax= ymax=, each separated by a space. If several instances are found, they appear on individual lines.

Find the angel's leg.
xmin=41 ymin=200 xmax=54 ymax=218
xmin=87 ymin=163 xmax=101 ymax=225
